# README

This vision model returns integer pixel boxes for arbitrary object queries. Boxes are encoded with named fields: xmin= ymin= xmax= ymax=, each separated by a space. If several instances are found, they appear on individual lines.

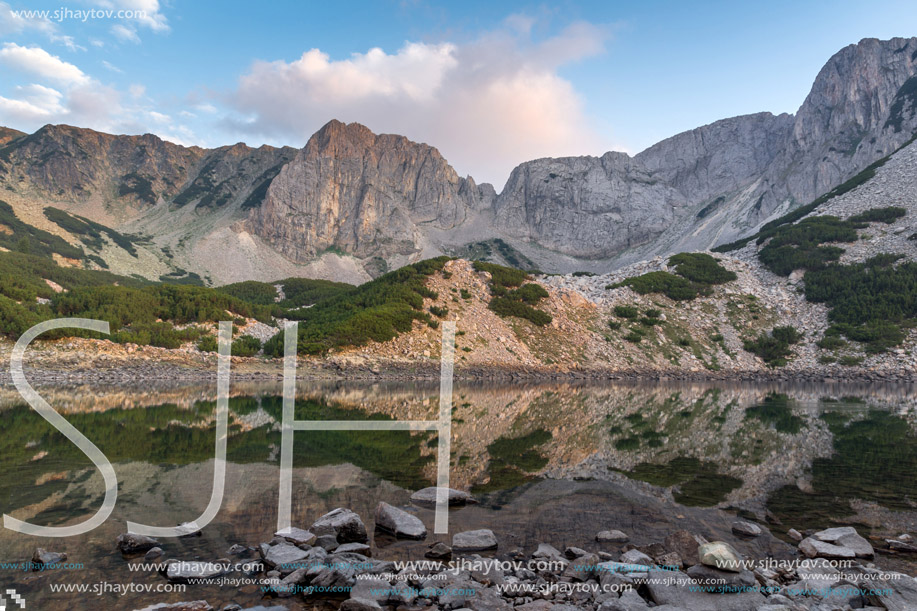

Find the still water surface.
xmin=1 ymin=379 xmax=915 ymax=609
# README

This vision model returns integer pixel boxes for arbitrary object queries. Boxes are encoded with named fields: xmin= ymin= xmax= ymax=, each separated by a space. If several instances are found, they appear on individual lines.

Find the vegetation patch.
xmin=745 ymin=393 xmax=804 ymax=434
xmin=231 ymin=335 xmax=262 ymax=357
xmin=117 ymin=172 xmax=157 ymax=205
xmin=610 ymin=253 xmax=735 ymax=300
xmin=0 ymin=201 xmax=83 ymax=259
xmin=805 ymin=255 xmax=917 ymax=353
xmin=884 ymin=76 xmax=917 ymax=133
xmin=743 ymin=326 xmax=802 ymax=367
xmin=473 ymin=429 xmax=552 ymax=494
xmin=264 ymin=257 xmax=448 ymax=356
xmin=848 ymin=206 xmax=907 ymax=224
xmin=44 ymin=208 xmax=141 ymax=257
xmin=767 ymin=409 xmax=917 ymax=532
xmin=616 ymin=457 xmax=742 ymax=507
xmin=474 ymin=260 xmax=553 ymax=327
xmin=668 ymin=252 xmax=737 ymax=284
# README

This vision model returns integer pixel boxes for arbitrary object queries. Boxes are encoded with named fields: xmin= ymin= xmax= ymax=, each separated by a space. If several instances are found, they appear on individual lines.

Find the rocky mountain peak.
xmin=247 ymin=120 xmax=478 ymax=265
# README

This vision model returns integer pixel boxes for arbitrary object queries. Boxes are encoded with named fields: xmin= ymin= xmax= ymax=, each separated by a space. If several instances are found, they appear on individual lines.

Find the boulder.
xmin=811 ymin=526 xmax=874 ymax=558
xmin=596 ymin=529 xmax=629 ymax=543
xmin=597 ymin=589 xmax=651 ymax=610
xmin=452 ymin=529 xmax=498 ymax=551
xmin=144 ymin=547 xmax=163 ymax=561
xmin=117 ymin=533 xmax=161 ymax=554
xmin=645 ymin=568 xmax=766 ymax=610
xmin=310 ymin=508 xmax=368 ymax=544
xmin=374 ymin=502 xmax=427 ymax=539
xmin=263 ymin=543 xmax=309 ymax=572
xmin=274 ymin=527 xmax=316 ymax=546
xmin=163 ymin=560 xmax=228 ymax=584
xmin=336 ymin=542 xmax=371 ymax=555
xmin=697 ymin=541 xmax=744 ymax=572
xmin=532 ymin=543 xmax=564 ymax=561
xmin=410 ymin=487 xmax=475 ymax=506
xmin=686 ymin=564 xmax=756 ymax=591
xmin=31 ymin=548 xmax=66 ymax=567
xmin=664 ymin=530 xmax=701 ymax=566
xmin=864 ymin=569 xmax=917 ymax=610
xmin=731 ymin=521 xmax=762 ymax=537
xmin=799 ymin=537 xmax=856 ymax=559
xmin=425 ymin=542 xmax=452 ymax=560
xmin=620 ymin=549 xmax=653 ymax=566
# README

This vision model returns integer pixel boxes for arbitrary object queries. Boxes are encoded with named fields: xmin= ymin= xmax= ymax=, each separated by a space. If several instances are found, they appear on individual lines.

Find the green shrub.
xmin=772 ymin=326 xmax=802 ymax=344
xmin=0 ymin=201 xmax=84 ymax=259
xmin=510 ymin=283 xmax=549 ymax=305
xmin=624 ymin=331 xmax=643 ymax=343
xmin=44 ymin=206 xmax=138 ymax=256
xmin=460 ymin=288 xmax=472 ymax=299
xmin=644 ymin=308 xmax=662 ymax=318
xmin=758 ymin=216 xmax=860 ymax=276
xmin=639 ymin=317 xmax=662 ymax=327
xmin=743 ymin=326 xmax=802 ymax=367
xmin=473 ymin=260 xmax=528 ymax=288
xmin=231 ymin=335 xmax=262 ymax=357
xmin=848 ymin=206 xmax=906 ymax=224
xmin=488 ymin=296 xmax=551 ymax=326
xmin=818 ymin=355 xmax=837 ymax=364
xmin=614 ymin=305 xmax=639 ymax=318
xmin=264 ymin=257 xmax=450 ymax=356
xmin=197 ymin=334 xmax=218 ymax=352
xmin=217 ymin=280 xmax=278 ymax=305
xmin=278 ymin=277 xmax=352 ymax=308
xmin=668 ymin=252 xmax=737 ymax=285
xmin=839 ymin=355 xmax=865 ymax=366
xmin=677 ymin=337 xmax=692 ymax=347
xmin=804 ymin=257 xmax=917 ymax=352
xmin=615 ymin=271 xmax=706 ymax=301
xmin=607 ymin=320 xmax=622 ymax=330
xmin=816 ymin=336 xmax=847 ymax=350
xmin=429 ymin=305 xmax=449 ymax=318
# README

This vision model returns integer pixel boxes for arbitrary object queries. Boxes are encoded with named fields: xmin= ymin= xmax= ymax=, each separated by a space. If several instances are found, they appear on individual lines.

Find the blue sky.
xmin=0 ymin=0 xmax=915 ymax=186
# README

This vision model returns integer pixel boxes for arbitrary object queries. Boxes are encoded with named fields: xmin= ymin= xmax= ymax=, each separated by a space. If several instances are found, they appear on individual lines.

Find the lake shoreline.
xmin=4 ymin=360 xmax=916 ymax=384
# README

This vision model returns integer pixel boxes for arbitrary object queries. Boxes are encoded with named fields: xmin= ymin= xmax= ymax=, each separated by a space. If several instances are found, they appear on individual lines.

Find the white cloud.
xmin=0 ymin=2 xmax=84 ymax=51
xmin=93 ymin=0 xmax=169 ymax=33
xmin=227 ymin=21 xmax=612 ymax=185
xmin=0 ymin=83 xmax=65 ymax=122
xmin=0 ymin=43 xmax=89 ymax=85
xmin=111 ymin=23 xmax=140 ymax=44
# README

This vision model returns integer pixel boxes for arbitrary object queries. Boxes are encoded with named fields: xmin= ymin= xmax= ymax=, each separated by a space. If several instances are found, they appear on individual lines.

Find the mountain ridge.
xmin=0 ymin=37 xmax=915 ymax=284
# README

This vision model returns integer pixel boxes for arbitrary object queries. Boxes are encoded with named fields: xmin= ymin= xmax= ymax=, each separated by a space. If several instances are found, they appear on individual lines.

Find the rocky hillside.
xmin=0 ymin=37 xmax=915 ymax=285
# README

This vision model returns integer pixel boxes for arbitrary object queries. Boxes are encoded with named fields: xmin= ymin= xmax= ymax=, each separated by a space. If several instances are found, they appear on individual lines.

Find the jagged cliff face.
xmin=0 ymin=37 xmax=914 ymax=280
xmin=493 ymin=112 xmax=797 ymax=258
xmin=770 ymin=37 xmax=917 ymax=212
xmin=247 ymin=120 xmax=487 ymax=260
xmin=492 ymin=152 xmax=680 ymax=258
